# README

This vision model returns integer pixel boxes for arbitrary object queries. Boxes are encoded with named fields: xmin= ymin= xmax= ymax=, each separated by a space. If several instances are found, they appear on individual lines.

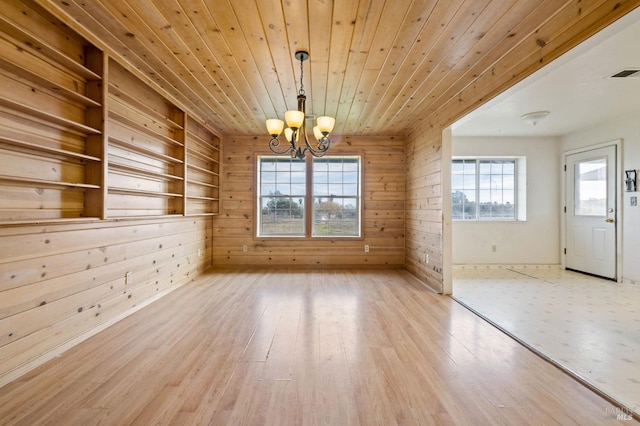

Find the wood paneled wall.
xmin=0 ymin=1 xmax=217 ymax=386
xmin=212 ymin=136 xmax=404 ymax=268
xmin=405 ymin=132 xmax=443 ymax=292
xmin=0 ymin=217 xmax=212 ymax=386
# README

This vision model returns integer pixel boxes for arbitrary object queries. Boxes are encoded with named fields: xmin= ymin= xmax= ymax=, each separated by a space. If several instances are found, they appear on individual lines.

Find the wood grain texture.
xmin=212 ymin=135 xmax=405 ymax=268
xmin=37 ymin=0 xmax=640 ymax=137
xmin=0 ymin=216 xmax=212 ymax=387
xmin=0 ymin=269 xmax=625 ymax=424
xmin=1 ymin=0 xmax=221 ymax=222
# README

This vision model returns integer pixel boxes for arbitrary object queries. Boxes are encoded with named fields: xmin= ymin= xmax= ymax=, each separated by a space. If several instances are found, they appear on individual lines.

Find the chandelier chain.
xmin=298 ymin=55 xmax=305 ymax=96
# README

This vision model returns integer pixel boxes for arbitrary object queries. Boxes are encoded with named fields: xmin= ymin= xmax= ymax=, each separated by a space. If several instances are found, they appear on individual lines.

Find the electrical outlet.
xmin=242 ymin=245 xmax=248 ymax=252
xmin=631 ymin=196 xmax=638 ymax=206
xmin=125 ymin=271 xmax=132 ymax=284
xmin=364 ymin=244 xmax=369 ymax=253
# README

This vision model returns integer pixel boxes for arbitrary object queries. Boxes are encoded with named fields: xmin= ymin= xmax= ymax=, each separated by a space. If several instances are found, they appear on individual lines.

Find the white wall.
xmin=560 ymin=112 xmax=640 ymax=283
xmin=452 ymin=136 xmax=560 ymax=264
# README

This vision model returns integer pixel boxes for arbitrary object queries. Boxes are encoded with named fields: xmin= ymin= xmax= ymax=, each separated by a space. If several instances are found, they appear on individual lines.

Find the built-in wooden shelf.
xmin=187 ymin=130 xmax=220 ymax=152
xmin=0 ymin=15 xmax=101 ymax=80
xmin=0 ymin=135 xmax=101 ymax=163
xmin=108 ymin=187 xmax=183 ymax=198
xmin=187 ymin=146 xmax=218 ymax=163
xmin=187 ymin=180 xmax=218 ymax=189
xmin=184 ymin=116 xmax=220 ymax=216
xmin=108 ymin=135 xmax=183 ymax=164
xmin=109 ymin=83 xmax=183 ymax=131
xmin=186 ymin=195 xmax=219 ymax=201
xmin=105 ymin=59 xmax=187 ymax=217
xmin=0 ymin=3 xmax=105 ymax=223
xmin=0 ymin=175 xmax=100 ymax=189
xmin=108 ymin=214 xmax=184 ymax=221
xmin=0 ymin=55 xmax=101 ymax=108
xmin=0 ymin=1 xmax=222 ymax=223
xmin=109 ymin=110 xmax=183 ymax=148
xmin=109 ymin=163 xmax=184 ymax=182
xmin=0 ymin=96 xmax=101 ymax=135
xmin=187 ymin=163 xmax=219 ymax=177
xmin=0 ymin=217 xmax=101 ymax=227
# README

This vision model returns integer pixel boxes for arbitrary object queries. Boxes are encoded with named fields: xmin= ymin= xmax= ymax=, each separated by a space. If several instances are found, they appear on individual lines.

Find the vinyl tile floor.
xmin=452 ymin=265 xmax=640 ymax=418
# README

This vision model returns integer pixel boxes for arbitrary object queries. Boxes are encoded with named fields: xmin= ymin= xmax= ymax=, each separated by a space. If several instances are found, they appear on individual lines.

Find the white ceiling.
xmin=452 ymin=8 xmax=640 ymax=138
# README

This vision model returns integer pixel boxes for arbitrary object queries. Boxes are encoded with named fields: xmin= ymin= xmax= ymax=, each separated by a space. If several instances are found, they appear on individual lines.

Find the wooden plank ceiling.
xmin=43 ymin=0 xmax=633 ymax=136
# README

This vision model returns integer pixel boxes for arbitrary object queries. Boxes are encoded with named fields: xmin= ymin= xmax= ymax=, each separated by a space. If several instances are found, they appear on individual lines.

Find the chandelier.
xmin=265 ymin=50 xmax=335 ymax=159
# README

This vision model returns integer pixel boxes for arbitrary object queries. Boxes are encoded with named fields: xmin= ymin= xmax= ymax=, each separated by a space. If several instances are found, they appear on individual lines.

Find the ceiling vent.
xmin=609 ymin=69 xmax=640 ymax=78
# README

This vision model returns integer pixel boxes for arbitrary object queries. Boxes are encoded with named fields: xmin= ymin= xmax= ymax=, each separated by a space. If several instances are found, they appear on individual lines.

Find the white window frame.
xmin=256 ymin=155 xmax=362 ymax=238
xmin=257 ymin=156 xmax=307 ymax=237
xmin=451 ymin=156 xmax=527 ymax=221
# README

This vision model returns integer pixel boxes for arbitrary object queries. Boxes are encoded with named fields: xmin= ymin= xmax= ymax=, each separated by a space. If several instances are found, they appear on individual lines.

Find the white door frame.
xmin=442 ymin=127 xmax=453 ymax=295
xmin=561 ymin=139 xmax=623 ymax=282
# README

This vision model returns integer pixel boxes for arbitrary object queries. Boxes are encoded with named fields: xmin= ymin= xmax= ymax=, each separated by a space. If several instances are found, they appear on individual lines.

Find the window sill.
xmin=452 ymin=219 xmax=527 ymax=223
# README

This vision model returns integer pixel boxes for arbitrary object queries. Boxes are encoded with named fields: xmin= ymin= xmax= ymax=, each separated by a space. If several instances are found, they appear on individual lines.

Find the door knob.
xmin=605 ymin=218 xmax=615 ymax=223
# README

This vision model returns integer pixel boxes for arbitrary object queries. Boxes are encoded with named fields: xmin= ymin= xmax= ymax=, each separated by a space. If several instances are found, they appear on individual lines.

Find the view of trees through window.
xmin=312 ymin=157 xmax=360 ymax=236
xmin=452 ymin=159 xmax=516 ymax=220
xmin=259 ymin=158 xmax=305 ymax=236
xmin=258 ymin=156 xmax=361 ymax=237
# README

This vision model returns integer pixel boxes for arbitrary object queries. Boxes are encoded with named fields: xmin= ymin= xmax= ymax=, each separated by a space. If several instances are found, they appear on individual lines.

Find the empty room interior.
xmin=1 ymin=1 xmax=639 ymax=424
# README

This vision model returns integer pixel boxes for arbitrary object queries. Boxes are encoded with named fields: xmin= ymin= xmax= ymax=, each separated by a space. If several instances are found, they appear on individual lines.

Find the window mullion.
xmin=305 ymin=155 xmax=313 ymax=237
xmin=512 ymin=160 xmax=517 ymax=220
xmin=475 ymin=159 xmax=480 ymax=220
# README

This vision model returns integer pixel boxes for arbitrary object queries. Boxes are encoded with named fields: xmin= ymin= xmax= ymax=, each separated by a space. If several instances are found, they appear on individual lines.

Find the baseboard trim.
xmin=453 ymin=263 xmax=561 ymax=270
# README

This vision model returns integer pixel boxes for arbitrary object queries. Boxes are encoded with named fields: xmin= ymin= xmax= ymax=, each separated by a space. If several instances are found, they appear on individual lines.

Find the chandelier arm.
xmin=304 ymin=137 xmax=331 ymax=157
xmin=268 ymin=136 xmax=295 ymax=156
xmin=297 ymin=92 xmax=332 ymax=158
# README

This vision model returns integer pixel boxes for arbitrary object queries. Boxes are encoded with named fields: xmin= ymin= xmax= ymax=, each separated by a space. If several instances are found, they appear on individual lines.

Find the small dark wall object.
xmin=625 ymin=170 xmax=637 ymax=192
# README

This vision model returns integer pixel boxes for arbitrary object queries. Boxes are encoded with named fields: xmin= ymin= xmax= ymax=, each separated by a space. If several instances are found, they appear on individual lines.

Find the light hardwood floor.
xmin=0 ymin=270 xmax=628 ymax=425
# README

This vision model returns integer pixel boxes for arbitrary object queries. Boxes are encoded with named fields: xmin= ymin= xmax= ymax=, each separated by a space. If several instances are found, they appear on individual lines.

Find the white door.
xmin=565 ymin=145 xmax=617 ymax=279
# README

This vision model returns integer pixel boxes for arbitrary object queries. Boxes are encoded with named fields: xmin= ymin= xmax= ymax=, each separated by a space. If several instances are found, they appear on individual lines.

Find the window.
xmin=257 ymin=156 xmax=361 ymax=237
xmin=574 ymin=158 xmax=607 ymax=216
xmin=258 ymin=157 xmax=306 ymax=236
xmin=312 ymin=157 xmax=360 ymax=236
xmin=452 ymin=158 xmax=524 ymax=221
